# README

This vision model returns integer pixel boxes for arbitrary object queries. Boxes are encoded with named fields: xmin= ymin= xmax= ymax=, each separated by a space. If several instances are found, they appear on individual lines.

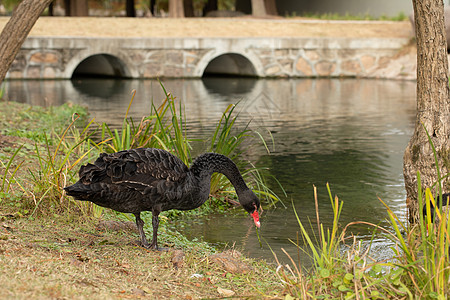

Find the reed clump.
xmin=274 ymin=126 xmax=449 ymax=299
xmin=1 ymin=84 xmax=281 ymax=218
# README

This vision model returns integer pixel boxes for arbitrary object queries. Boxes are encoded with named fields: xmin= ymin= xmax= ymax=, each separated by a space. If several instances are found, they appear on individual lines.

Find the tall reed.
xmin=29 ymin=112 xmax=102 ymax=216
xmin=207 ymin=103 xmax=284 ymax=207
xmin=4 ymin=83 xmax=281 ymax=219
xmin=0 ymin=145 xmax=24 ymax=195
xmin=93 ymin=86 xmax=191 ymax=164
xmin=275 ymin=124 xmax=450 ymax=298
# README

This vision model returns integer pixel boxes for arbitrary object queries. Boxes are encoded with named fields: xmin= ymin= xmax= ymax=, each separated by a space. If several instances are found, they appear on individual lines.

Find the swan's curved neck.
xmin=190 ymin=153 xmax=249 ymax=193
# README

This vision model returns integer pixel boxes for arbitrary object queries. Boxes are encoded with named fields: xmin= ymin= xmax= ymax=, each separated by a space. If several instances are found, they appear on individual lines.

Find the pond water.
xmin=3 ymin=78 xmax=417 ymax=264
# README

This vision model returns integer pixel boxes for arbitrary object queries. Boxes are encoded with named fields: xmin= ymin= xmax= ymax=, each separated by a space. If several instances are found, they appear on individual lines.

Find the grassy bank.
xmin=0 ymin=213 xmax=280 ymax=299
xmin=0 ymin=96 xmax=283 ymax=299
xmin=1 ymin=93 xmax=449 ymax=299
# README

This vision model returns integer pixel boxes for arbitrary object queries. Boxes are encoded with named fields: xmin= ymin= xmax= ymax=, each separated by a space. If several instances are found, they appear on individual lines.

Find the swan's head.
xmin=239 ymin=189 xmax=261 ymax=228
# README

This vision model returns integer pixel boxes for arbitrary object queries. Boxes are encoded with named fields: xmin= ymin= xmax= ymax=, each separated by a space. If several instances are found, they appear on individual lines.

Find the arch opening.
xmin=202 ymin=53 xmax=257 ymax=77
xmin=72 ymin=54 xmax=131 ymax=78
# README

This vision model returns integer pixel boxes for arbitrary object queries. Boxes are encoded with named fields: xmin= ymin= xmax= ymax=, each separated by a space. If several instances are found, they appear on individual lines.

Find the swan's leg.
xmin=134 ymin=213 xmax=150 ymax=248
xmin=149 ymin=210 xmax=160 ymax=249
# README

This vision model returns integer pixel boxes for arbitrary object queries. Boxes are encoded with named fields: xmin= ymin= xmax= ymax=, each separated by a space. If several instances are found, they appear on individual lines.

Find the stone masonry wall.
xmin=6 ymin=37 xmax=413 ymax=80
xmin=253 ymin=47 xmax=414 ymax=79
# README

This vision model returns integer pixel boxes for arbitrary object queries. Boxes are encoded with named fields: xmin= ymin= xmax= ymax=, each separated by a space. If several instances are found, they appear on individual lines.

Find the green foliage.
xmin=0 ymin=145 xmax=24 ymax=195
xmin=93 ymin=86 xmax=191 ymax=165
xmin=274 ymin=185 xmax=397 ymax=298
xmin=0 ymin=101 xmax=88 ymax=144
xmin=276 ymin=125 xmax=450 ymax=299
xmin=2 ymin=82 xmax=280 ymax=220
xmin=376 ymin=124 xmax=450 ymax=298
xmin=208 ymin=103 xmax=251 ymax=195
xmin=27 ymin=112 xmax=103 ymax=217
xmin=295 ymin=11 xmax=408 ymax=21
xmin=381 ymin=186 xmax=449 ymax=299
xmin=207 ymin=103 xmax=284 ymax=208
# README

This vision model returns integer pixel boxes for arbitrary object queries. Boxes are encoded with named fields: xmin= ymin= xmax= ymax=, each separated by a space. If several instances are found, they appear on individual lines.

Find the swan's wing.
xmin=79 ymin=148 xmax=189 ymax=196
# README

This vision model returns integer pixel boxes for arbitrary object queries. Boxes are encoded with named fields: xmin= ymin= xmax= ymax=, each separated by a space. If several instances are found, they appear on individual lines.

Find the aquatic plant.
xmin=272 ymin=184 xmax=394 ymax=299
xmin=274 ymin=125 xmax=450 ymax=299
xmin=95 ymin=85 xmax=191 ymax=165
xmin=207 ymin=103 xmax=283 ymax=208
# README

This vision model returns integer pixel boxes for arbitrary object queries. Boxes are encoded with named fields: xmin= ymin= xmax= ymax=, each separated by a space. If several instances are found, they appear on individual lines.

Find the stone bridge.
xmin=4 ymin=19 xmax=412 ymax=79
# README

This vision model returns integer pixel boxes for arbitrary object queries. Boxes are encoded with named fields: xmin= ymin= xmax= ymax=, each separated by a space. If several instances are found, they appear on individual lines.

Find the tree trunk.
xmin=403 ymin=0 xmax=450 ymax=223
xmin=126 ymin=0 xmax=136 ymax=17
xmin=236 ymin=0 xmax=251 ymax=14
xmin=150 ymin=0 xmax=156 ymax=16
xmin=251 ymin=0 xmax=266 ymax=17
xmin=64 ymin=0 xmax=70 ymax=16
xmin=203 ymin=0 xmax=217 ymax=16
xmin=184 ymin=0 xmax=194 ymax=17
xmin=264 ymin=0 xmax=277 ymax=16
xmin=48 ymin=1 xmax=54 ymax=16
xmin=69 ymin=0 xmax=88 ymax=16
xmin=0 ymin=0 xmax=53 ymax=84
xmin=169 ymin=0 xmax=184 ymax=18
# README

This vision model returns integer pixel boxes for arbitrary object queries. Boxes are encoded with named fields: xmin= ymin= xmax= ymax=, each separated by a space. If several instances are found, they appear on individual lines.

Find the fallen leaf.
xmin=131 ymin=288 xmax=145 ymax=296
xmin=171 ymin=249 xmax=185 ymax=269
xmin=217 ymin=287 xmax=235 ymax=297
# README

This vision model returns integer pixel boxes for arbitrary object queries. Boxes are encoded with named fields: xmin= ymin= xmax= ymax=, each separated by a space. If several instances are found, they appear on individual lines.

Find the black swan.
xmin=422 ymin=193 xmax=450 ymax=256
xmin=64 ymin=148 xmax=261 ymax=250
xmin=422 ymin=193 xmax=449 ymax=222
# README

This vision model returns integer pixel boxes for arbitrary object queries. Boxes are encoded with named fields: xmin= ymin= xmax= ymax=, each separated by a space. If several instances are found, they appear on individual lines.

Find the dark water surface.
xmin=4 ymin=78 xmax=417 ymax=263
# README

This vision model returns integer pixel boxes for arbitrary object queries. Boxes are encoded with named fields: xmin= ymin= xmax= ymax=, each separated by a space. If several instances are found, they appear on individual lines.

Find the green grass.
xmin=0 ymin=86 xmax=284 ymax=298
xmin=0 ymin=213 xmax=281 ymax=299
xmin=0 ymin=102 xmax=88 ymax=144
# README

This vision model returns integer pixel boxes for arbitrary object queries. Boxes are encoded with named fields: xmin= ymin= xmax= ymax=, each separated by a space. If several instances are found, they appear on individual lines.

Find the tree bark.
xmin=251 ymin=0 xmax=266 ymax=17
xmin=203 ymin=0 xmax=217 ymax=16
xmin=48 ymin=1 xmax=54 ymax=16
xmin=69 ymin=0 xmax=88 ymax=16
xmin=184 ymin=0 xmax=194 ymax=17
xmin=264 ymin=0 xmax=277 ymax=16
xmin=403 ymin=0 xmax=450 ymax=223
xmin=169 ymin=0 xmax=184 ymax=18
xmin=150 ymin=0 xmax=156 ymax=16
xmin=0 ymin=0 xmax=53 ymax=84
xmin=64 ymin=0 xmax=70 ymax=16
xmin=126 ymin=0 xmax=136 ymax=17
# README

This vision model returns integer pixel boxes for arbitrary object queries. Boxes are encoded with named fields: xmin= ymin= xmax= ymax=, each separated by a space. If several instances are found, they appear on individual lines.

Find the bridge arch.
xmin=71 ymin=54 xmax=129 ymax=78
xmin=65 ymin=51 xmax=138 ymax=79
xmin=195 ymin=51 xmax=263 ymax=77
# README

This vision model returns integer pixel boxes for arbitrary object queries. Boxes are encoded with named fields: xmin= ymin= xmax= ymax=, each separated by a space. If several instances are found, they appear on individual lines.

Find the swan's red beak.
xmin=251 ymin=210 xmax=260 ymax=228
